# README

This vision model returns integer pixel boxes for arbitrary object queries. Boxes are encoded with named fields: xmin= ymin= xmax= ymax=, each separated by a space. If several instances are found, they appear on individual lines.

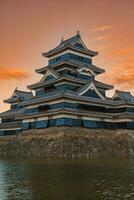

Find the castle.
xmin=0 ymin=32 xmax=134 ymax=135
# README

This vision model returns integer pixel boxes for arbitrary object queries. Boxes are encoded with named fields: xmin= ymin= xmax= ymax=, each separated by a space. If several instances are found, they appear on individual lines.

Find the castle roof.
xmin=42 ymin=32 xmax=98 ymax=58
xmin=15 ymin=106 xmax=134 ymax=122
xmin=36 ymin=60 xmax=105 ymax=75
xmin=4 ymin=88 xmax=33 ymax=104
xmin=112 ymin=90 xmax=134 ymax=102
xmin=19 ymin=89 xmax=134 ymax=108
xmin=0 ymin=32 xmax=133 ymax=131
xmin=27 ymin=75 xmax=85 ymax=90
xmin=0 ymin=107 xmax=25 ymax=118
xmin=27 ymin=74 xmax=113 ymax=91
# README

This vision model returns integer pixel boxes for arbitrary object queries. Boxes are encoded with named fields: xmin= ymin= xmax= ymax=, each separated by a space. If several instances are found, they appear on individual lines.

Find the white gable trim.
xmin=10 ymin=88 xmax=19 ymax=99
xmin=73 ymin=38 xmax=89 ymax=51
xmin=78 ymin=67 xmax=96 ymax=76
xmin=112 ymin=93 xmax=122 ymax=100
xmin=73 ymin=41 xmax=85 ymax=47
xmin=48 ymin=50 xmax=92 ymax=59
xmin=78 ymin=82 xmax=105 ymax=99
xmin=40 ymin=69 xmax=58 ymax=83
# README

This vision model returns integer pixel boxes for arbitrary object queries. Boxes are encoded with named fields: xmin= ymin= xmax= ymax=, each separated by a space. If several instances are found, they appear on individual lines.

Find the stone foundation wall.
xmin=0 ymin=127 xmax=134 ymax=158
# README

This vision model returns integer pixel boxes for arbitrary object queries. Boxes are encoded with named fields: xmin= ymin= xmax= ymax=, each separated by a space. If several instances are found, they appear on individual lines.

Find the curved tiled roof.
xmin=19 ymin=90 xmax=134 ymax=108
xmin=113 ymin=90 xmax=134 ymax=102
xmin=28 ymin=71 xmax=113 ymax=91
xmin=0 ymin=107 xmax=25 ymax=118
xmin=42 ymin=33 xmax=98 ymax=57
xmin=4 ymin=88 xmax=33 ymax=104
xmin=36 ymin=60 xmax=105 ymax=75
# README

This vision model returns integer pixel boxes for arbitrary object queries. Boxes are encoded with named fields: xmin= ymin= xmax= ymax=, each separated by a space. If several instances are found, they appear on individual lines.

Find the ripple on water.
xmin=0 ymin=158 xmax=134 ymax=200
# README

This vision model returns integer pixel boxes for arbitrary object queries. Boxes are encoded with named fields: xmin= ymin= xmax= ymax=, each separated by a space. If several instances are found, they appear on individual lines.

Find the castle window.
xmin=49 ymin=53 xmax=91 ymax=65
xmin=39 ymin=105 xmax=49 ymax=112
xmin=2 ymin=118 xmax=15 ymax=123
xmin=44 ymin=85 xmax=56 ymax=93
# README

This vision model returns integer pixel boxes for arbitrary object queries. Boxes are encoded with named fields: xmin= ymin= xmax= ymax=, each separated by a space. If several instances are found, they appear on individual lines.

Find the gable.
xmin=12 ymin=94 xmax=18 ymax=98
xmin=113 ymin=95 xmax=122 ymax=101
xmin=78 ymin=82 xmax=105 ymax=99
xmin=74 ymin=42 xmax=85 ymax=49
xmin=78 ymin=67 xmax=95 ymax=76
xmin=112 ymin=92 xmax=134 ymax=102
xmin=68 ymin=34 xmax=90 ymax=51
xmin=112 ymin=92 xmax=123 ymax=101
xmin=10 ymin=90 xmax=19 ymax=99
xmin=45 ymin=74 xmax=56 ymax=82
xmin=81 ymin=88 xmax=101 ymax=99
xmin=40 ymin=69 xmax=58 ymax=83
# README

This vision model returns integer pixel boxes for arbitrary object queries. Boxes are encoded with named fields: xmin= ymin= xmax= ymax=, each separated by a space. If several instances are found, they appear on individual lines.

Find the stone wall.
xmin=0 ymin=127 xmax=134 ymax=158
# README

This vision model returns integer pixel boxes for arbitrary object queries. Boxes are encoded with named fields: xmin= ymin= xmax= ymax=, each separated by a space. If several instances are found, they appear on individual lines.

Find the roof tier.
xmin=36 ymin=60 xmax=105 ymax=75
xmin=27 ymin=73 xmax=113 ymax=91
xmin=42 ymin=32 xmax=98 ymax=58
xmin=20 ymin=90 xmax=134 ymax=108
xmin=112 ymin=90 xmax=134 ymax=102
xmin=4 ymin=88 xmax=33 ymax=104
xmin=0 ymin=107 xmax=25 ymax=118
xmin=15 ymin=107 xmax=134 ymax=122
xmin=27 ymin=75 xmax=85 ymax=90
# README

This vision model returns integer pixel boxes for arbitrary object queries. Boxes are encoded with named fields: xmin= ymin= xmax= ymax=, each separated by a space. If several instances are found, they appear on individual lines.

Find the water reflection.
xmin=0 ymin=161 xmax=32 ymax=200
xmin=0 ymin=162 xmax=7 ymax=200
xmin=0 ymin=158 xmax=134 ymax=200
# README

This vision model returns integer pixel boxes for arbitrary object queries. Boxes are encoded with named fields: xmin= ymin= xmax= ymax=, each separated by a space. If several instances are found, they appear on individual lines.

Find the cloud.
xmin=95 ymin=34 xmax=112 ymax=41
xmin=89 ymin=25 xmax=112 ymax=42
xmin=88 ymin=34 xmax=112 ymax=42
xmin=91 ymin=25 xmax=112 ymax=32
xmin=108 ymin=60 xmax=134 ymax=89
xmin=96 ymin=45 xmax=106 ymax=50
xmin=113 ymin=47 xmax=134 ymax=56
xmin=114 ymin=74 xmax=134 ymax=85
xmin=0 ymin=67 xmax=30 ymax=81
xmin=99 ymin=56 xmax=134 ymax=91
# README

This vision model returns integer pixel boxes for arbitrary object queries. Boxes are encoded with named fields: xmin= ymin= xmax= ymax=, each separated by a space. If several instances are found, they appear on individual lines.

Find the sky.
xmin=0 ymin=0 xmax=134 ymax=112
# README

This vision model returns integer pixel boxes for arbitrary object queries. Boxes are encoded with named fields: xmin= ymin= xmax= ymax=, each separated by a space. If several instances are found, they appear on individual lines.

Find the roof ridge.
xmin=16 ymin=89 xmax=32 ymax=94
xmin=60 ymin=32 xmax=80 ymax=45
xmin=36 ymin=60 xmax=105 ymax=74
xmin=116 ymin=89 xmax=131 ymax=94
xmin=94 ymin=80 xmax=113 ymax=89
xmin=43 ymin=32 xmax=98 ymax=57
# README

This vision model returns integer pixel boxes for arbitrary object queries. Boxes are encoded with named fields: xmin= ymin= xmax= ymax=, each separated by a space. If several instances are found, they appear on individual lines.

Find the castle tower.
xmin=0 ymin=32 xmax=133 ymax=135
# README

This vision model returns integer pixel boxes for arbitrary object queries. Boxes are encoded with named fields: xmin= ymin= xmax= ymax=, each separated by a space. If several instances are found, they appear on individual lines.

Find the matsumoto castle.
xmin=0 ymin=32 xmax=134 ymax=135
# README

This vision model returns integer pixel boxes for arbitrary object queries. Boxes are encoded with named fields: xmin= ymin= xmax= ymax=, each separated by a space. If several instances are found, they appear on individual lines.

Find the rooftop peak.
xmin=60 ymin=32 xmax=81 ymax=45
xmin=60 ymin=37 xmax=64 ymax=44
xmin=43 ymin=32 xmax=98 ymax=58
xmin=77 ymin=30 xmax=80 ymax=35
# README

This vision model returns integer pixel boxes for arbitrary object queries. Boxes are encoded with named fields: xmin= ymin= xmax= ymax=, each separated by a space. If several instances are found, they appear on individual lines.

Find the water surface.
xmin=0 ymin=158 xmax=134 ymax=200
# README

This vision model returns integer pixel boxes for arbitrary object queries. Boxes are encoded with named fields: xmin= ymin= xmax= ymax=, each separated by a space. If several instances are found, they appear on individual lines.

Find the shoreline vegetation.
xmin=0 ymin=127 xmax=134 ymax=158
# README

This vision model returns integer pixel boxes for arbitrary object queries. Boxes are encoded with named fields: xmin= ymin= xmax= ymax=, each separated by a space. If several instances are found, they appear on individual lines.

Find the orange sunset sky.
xmin=0 ymin=0 xmax=134 ymax=112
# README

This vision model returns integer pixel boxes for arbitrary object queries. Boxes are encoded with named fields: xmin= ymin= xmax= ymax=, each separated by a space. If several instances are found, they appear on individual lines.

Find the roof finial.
xmin=77 ymin=30 xmax=80 ymax=35
xmin=15 ymin=87 xmax=18 ymax=91
xmin=61 ymin=37 xmax=64 ymax=43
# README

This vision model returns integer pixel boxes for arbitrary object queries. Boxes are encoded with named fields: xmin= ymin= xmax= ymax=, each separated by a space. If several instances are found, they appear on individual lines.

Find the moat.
xmin=0 ymin=158 xmax=134 ymax=200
